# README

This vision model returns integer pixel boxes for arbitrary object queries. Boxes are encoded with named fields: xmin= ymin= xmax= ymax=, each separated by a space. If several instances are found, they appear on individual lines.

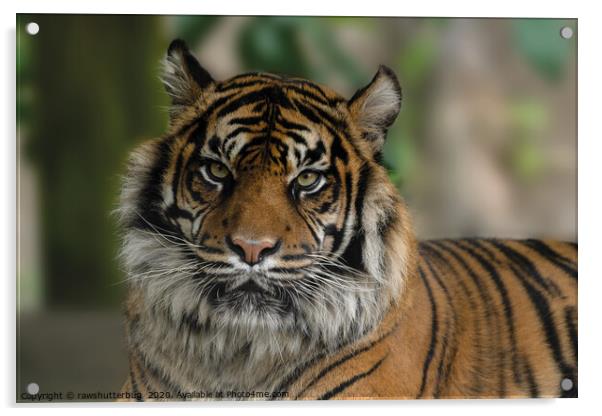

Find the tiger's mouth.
xmin=205 ymin=273 xmax=293 ymax=313
xmin=230 ymin=279 xmax=270 ymax=294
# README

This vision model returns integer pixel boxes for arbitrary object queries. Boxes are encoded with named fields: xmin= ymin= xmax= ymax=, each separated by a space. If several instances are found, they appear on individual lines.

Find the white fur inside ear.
xmin=356 ymin=75 xmax=401 ymax=132
xmin=349 ymin=67 xmax=401 ymax=155
xmin=160 ymin=51 xmax=199 ymax=107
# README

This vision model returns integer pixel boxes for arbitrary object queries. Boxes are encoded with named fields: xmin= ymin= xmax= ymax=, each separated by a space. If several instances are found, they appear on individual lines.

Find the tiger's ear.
xmin=348 ymin=65 xmax=401 ymax=157
xmin=161 ymin=39 xmax=215 ymax=118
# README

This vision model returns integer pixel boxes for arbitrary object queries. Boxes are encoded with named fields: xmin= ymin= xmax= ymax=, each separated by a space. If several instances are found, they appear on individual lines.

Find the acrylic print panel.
xmin=16 ymin=14 xmax=577 ymax=402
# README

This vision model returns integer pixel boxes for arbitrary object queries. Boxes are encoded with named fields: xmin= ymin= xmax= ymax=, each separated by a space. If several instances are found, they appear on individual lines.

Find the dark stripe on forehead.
xmin=218 ymin=73 xmax=339 ymax=105
xmin=225 ymin=126 xmax=259 ymax=141
xmin=275 ymin=115 xmax=311 ymax=132
xmin=292 ymin=99 xmax=326 ymax=125
xmin=207 ymin=135 xmax=222 ymax=156
xmin=285 ymin=85 xmax=331 ymax=107
xmin=169 ymin=90 xmax=240 ymax=140
xmin=291 ymin=80 xmax=330 ymax=97
xmin=298 ymin=98 xmax=345 ymax=130
xmin=283 ymin=79 xmax=343 ymax=105
xmin=216 ymin=79 xmax=272 ymax=93
xmin=215 ymin=89 xmax=273 ymax=118
xmin=225 ymin=139 xmax=243 ymax=160
xmin=217 ymin=73 xmax=282 ymax=90
xmin=277 ymin=129 xmax=308 ymax=146
xmin=239 ymin=134 xmax=291 ymax=169
xmin=251 ymin=101 xmax=267 ymax=113
xmin=304 ymin=140 xmax=326 ymax=165
xmin=292 ymin=100 xmax=355 ymax=160
xmin=286 ymin=98 xmax=367 ymax=168
xmin=229 ymin=115 xmax=267 ymax=125
xmin=217 ymin=87 xmax=294 ymax=120
xmin=213 ymin=82 xmax=359 ymax=159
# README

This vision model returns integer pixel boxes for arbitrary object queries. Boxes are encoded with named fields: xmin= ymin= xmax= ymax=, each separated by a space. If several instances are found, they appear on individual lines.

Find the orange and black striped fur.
xmin=117 ymin=40 xmax=577 ymax=401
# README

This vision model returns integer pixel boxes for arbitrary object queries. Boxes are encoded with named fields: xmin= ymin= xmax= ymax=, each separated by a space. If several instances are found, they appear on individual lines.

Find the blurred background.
xmin=17 ymin=15 xmax=576 ymax=400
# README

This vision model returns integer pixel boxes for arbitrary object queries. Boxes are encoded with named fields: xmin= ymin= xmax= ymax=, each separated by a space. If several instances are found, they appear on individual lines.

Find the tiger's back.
xmin=282 ymin=238 xmax=577 ymax=399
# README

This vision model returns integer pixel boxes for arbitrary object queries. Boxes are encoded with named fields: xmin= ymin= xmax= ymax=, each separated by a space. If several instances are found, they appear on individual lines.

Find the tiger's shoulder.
xmin=285 ymin=238 xmax=577 ymax=400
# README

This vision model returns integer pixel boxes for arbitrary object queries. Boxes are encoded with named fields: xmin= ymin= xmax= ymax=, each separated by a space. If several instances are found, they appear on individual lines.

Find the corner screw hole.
xmin=560 ymin=26 xmax=573 ymax=40
xmin=26 ymin=22 xmax=40 ymax=36
xmin=561 ymin=378 xmax=573 ymax=391
xmin=26 ymin=382 xmax=40 ymax=395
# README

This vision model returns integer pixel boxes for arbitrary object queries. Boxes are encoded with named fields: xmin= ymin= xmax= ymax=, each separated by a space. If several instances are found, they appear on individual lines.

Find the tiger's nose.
xmin=227 ymin=236 xmax=281 ymax=265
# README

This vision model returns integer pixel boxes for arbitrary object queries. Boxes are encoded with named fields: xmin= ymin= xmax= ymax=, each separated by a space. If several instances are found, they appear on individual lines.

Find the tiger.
xmin=116 ymin=39 xmax=577 ymax=401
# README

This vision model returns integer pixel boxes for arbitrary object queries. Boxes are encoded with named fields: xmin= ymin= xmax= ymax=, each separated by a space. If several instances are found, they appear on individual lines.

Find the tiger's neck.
xmin=124 ymin=291 xmax=345 ymax=394
xmin=128 ymin=319 xmax=310 ymax=394
xmin=123 ymin=271 xmax=418 ymax=397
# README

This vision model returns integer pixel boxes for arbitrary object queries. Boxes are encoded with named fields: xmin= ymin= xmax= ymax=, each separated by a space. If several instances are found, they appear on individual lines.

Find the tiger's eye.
xmin=209 ymin=162 xmax=229 ymax=179
xmin=296 ymin=171 xmax=320 ymax=188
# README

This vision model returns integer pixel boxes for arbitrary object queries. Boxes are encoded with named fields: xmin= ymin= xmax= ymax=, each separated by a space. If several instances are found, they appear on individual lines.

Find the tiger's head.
xmin=119 ymin=40 xmax=416 ymax=350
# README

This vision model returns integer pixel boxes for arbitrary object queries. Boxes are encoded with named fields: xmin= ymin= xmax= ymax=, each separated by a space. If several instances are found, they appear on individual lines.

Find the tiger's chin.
xmin=202 ymin=275 xmax=298 ymax=332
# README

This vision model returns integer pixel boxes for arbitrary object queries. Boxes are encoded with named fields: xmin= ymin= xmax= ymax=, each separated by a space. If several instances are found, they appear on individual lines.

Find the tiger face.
xmin=119 ymin=40 xmax=415 ymax=349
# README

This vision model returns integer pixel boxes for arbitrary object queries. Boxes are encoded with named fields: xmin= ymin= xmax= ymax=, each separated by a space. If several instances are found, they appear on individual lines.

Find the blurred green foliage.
xmin=512 ymin=19 xmax=573 ymax=81
xmin=237 ymin=16 xmax=368 ymax=86
xmin=385 ymin=22 xmax=439 ymax=188
xmin=171 ymin=15 xmax=221 ymax=45
xmin=239 ymin=17 xmax=312 ymax=77
xmin=16 ymin=28 xmax=33 ymax=123
xmin=508 ymin=100 xmax=548 ymax=181
xmin=171 ymin=16 xmax=367 ymax=86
